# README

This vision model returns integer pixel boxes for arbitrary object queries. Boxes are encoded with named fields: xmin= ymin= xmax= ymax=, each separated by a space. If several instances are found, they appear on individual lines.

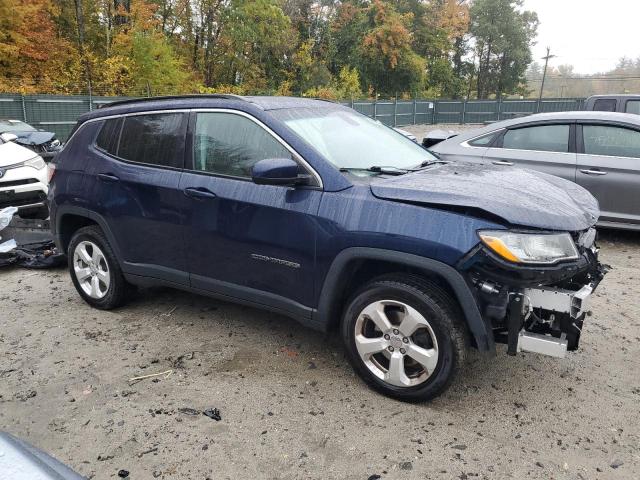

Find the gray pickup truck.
xmin=585 ymin=94 xmax=640 ymax=114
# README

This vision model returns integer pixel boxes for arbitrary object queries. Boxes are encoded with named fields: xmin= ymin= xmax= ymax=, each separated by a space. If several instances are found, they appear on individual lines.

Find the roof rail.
xmin=98 ymin=94 xmax=247 ymax=109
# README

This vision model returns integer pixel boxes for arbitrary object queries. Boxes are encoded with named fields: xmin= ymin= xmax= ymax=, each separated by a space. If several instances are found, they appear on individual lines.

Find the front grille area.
xmin=0 ymin=178 xmax=38 ymax=188
xmin=0 ymin=190 xmax=46 ymax=208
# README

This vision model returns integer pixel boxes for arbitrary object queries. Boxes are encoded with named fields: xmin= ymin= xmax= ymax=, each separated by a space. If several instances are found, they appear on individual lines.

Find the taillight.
xmin=47 ymin=163 xmax=56 ymax=183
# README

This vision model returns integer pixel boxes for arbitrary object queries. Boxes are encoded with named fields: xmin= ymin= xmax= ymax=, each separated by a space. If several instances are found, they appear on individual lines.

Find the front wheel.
xmin=341 ymin=275 xmax=468 ymax=402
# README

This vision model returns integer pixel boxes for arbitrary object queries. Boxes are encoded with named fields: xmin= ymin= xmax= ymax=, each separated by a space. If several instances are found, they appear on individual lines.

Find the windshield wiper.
xmin=340 ymin=166 xmax=410 ymax=176
xmin=418 ymin=159 xmax=449 ymax=168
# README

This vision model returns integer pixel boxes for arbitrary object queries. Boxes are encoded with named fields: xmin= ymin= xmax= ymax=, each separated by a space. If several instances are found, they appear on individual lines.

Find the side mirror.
xmin=251 ymin=158 xmax=310 ymax=186
xmin=0 ymin=133 xmax=18 ymax=144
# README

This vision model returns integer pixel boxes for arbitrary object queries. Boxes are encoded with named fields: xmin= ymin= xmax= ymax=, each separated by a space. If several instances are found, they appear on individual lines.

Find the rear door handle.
xmin=97 ymin=173 xmax=120 ymax=182
xmin=183 ymin=187 xmax=217 ymax=200
xmin=492 ymin=160 xmax=514 ymax=166
xmin=579 ymin=169 xmax=607 ymax=176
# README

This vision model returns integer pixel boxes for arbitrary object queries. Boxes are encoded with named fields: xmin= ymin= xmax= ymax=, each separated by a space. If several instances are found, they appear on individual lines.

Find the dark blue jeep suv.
xmin=49 ymin=95 xmax=606 ymax=401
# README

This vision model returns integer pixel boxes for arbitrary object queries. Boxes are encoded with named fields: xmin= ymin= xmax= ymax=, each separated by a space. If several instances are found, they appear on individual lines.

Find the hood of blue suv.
xmin=370 ymin=162 xmax=599 ymax=231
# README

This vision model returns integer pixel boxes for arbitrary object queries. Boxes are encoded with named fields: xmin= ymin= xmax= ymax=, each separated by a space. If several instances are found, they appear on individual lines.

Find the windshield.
xmin=0 ymin=120 xmax=35 ymax=132
xmin=271 ymin=107 xmax=437 ymax=170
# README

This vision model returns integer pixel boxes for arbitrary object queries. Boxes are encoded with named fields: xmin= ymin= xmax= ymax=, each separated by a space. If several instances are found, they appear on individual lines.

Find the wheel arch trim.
xmin=315 ymin=247 xmax=495 ymax=353
xmin=54 ymin=205 xmax=124 ymax=265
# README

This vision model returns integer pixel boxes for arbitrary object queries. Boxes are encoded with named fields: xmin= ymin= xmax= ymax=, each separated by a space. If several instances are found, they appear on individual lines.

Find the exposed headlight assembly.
xmin=23 ymin=156 xmax=46 ymax=170
xmin=478 ymin=230 xmax=579 ymax=265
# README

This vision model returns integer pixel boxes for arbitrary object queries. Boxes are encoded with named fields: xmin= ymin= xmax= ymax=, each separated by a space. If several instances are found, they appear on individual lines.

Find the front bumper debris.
xmin=523 ymin=283 xmax=594 ymax=320
xmin=464 ymin=229 xmax=608 ymax=358
xmin=517 ymin=330 xmax=568 ymax=358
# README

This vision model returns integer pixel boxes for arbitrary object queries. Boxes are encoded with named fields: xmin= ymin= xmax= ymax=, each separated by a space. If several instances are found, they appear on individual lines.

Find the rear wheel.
xmin=342 ymin=275 xmax=467 ymax=402
xmin=68 ymin=225 xmax=127 ymax=309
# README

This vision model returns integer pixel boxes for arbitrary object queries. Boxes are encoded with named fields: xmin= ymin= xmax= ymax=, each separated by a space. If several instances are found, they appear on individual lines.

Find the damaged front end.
xmin=460 ymin=227 xmax=608 ymax=358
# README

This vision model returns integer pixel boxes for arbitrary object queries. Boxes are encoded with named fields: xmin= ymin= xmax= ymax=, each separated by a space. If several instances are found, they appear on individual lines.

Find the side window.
xmin=193 ymin=112 xmax=292 ymax=178
xmin=583 ymin=125 xmax=640 ymax=158
xmin=95 ymin=118 xmax=122 ymax=155
xmin=468 ymin=131 xmax=500 ymax=147
xmin=625 ymin=100 xmax=640 ymax=115
xmin=502 ymin=125 xmax=570 ymax=153
xmin=593 ymin=99 xmax=617 ymax=112
xmin=118 ymin=113 xmax=186 ymax=168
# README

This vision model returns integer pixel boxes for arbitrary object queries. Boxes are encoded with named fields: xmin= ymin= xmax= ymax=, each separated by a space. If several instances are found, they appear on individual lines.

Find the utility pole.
xmin=539 ymin=47 xmax=556 ymax=102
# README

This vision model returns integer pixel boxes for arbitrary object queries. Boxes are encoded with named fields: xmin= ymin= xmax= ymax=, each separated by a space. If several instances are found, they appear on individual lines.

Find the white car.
xmin=0 ymin=132 xmax=49 ymax=218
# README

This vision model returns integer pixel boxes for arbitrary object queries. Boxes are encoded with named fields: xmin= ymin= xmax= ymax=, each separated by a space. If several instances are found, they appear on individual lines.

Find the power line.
xmin=527 ymin=76 xmax=640 ymax=82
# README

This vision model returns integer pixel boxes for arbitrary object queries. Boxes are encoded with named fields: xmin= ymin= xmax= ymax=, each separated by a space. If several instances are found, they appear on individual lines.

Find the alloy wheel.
xmin=354 ymin=299 xmax=439 ymax=387
xmin=73 ymin=240 xmax=111 ymax=299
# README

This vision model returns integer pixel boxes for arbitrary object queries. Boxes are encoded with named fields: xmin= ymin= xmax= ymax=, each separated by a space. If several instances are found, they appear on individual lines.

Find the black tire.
xmin=341 ymin=275 xmax=468 ymax=402
xmin=67 ymin=225 xmax=128 ymax=310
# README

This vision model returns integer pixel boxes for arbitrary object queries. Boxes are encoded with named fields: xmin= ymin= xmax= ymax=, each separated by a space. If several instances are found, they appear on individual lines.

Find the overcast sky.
xmin=522 ymin=0 xmax=640 ymax=74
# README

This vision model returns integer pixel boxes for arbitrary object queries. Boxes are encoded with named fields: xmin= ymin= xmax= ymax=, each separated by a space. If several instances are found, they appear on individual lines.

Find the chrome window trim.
xmin=65 ymin=107 xmax=323 ymax=189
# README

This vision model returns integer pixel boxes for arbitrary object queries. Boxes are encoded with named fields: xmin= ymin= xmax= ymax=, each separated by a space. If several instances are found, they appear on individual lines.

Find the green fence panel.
xmin=0 ymin=94 xmax=587 ymax=140
xmin=0 ymin=95 xmax=27 ymax=123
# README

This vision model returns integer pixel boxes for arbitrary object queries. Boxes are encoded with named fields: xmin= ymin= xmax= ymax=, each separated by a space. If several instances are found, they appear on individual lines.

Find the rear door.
xmin=85 ymin=112 xmax=189 ymax=284
xmin=576 ymin=123 xmax=640 ymax=226
xmin=483 ymin=123 xmax=577 ymax=181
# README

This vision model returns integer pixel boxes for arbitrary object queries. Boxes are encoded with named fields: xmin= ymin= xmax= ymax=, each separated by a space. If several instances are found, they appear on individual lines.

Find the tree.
xmin=96 ymin=0 xmax=193 ymax=95
xmin=0 ymin=0 xmax=83 ymax=93
xmin=470 ymin=0 xmax=538 ymax=98
xmin=360 ymin=0 xmax=425 ymax=96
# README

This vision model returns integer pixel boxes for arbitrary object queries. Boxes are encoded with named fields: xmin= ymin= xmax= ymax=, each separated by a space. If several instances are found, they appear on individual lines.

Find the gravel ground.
xmin=1 ymin=195 xmax=639 ymax=478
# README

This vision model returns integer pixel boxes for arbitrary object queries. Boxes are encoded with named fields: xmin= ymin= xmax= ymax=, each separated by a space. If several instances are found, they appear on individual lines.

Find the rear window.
xmin=592 ymin=99 xmax=617 ymax=112
xmin=95 ymin=118 xmax=122 ymax=155
xmin=117 ymin=113 xmax=186 ymax=168
xmin=583 ymin=125 xmax=640 ymax=158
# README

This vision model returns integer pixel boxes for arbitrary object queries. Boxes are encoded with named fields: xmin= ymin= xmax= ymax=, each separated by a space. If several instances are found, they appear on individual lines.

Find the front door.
xmin=576 ymin=123 xmax=640 ymax=226
xmin=181 ymin=110 xmax=322 ymax=313
xmin=483 ymin=123 xmax=577 ymax=182
xmin=85 ymin=112 xmax=189 ymax=284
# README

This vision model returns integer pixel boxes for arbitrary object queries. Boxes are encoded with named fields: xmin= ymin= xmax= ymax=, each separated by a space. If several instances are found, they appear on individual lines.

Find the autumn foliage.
xmin=0 ymin=0 xmax=537 ymax=99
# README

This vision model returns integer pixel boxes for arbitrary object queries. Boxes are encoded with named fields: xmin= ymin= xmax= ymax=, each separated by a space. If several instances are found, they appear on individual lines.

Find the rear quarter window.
xmin=468 ymin=131 xmax=500 ymax=147
xmin=95 ymin=118 xmax=122 ymax=155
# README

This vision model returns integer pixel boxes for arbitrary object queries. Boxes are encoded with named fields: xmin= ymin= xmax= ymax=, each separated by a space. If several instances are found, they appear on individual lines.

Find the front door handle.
xmin=183 ymin=187 xmax=217 ymax=200
xmin=579 ymin=169 xmax=607 ymax=176
xmin=492 ymin=160 xmax=514 ymax=166
xmin=97 ymin=173 xmax=120 ymax=182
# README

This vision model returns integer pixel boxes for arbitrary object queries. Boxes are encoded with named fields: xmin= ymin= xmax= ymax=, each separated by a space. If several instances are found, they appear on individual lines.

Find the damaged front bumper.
xmin=461 ymin=228 xmax=608 ymax=358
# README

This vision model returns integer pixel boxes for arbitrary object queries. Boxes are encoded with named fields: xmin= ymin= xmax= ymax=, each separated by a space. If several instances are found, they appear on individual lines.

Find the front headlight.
xmin=23 ymin=156 xmax=46 ymax=170
xmin=478 ymin=230 xmax=579 ymax=264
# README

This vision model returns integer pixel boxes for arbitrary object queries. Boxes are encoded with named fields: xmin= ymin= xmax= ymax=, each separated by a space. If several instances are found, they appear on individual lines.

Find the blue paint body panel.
xmin=49 ymin=96 xmax=599 ymax=344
